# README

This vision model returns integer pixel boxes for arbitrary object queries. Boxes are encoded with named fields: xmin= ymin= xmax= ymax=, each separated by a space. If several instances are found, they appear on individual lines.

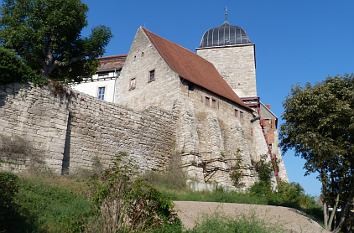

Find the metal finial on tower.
xmin=224 ymin=6 xmax=229 ymax=23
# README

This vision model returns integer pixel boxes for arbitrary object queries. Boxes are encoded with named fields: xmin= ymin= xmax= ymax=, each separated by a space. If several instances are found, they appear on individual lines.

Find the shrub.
xmin=89 ymin=153 xmax=180 ymax=233
xmin=254 ymin=156 xmax=273 ymax=184
xmin=229 ymin=154 xmax=245 ymax=189
xmin=144 ymin=153 xmax=187 ymax=190
xmin=189 ymin=215 xmax=284 ymax=233
xmin=0 ymin=172 xmax=20 ymax=228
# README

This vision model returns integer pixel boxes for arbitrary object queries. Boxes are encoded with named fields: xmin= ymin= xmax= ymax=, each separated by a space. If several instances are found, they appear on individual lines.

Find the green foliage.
xmin=280 ymin=75 xmax=354 ymax=231
xmin=0 ymin=172 xmax=19 ymax=209
xmin=144 ymin=154 xmax=187 ymax=190
xmin=126 ymin=180 xmax=179 ymax=230
xmin=89 ymin=153 xmax=179 ymax=233
xmin=249 ymin=181 xmax=272 ymax=197
xmin=254 ymin=156 xmax=273 ymax=184
xmin=15 ymin=174 xmax=94 ymax=233
xmin=0 ymin=172 xmax=23 ymax=232
xmin=159 ymin=188 xmax=268 ymax=205
xmin=229 ymin=154 xmax=244 ymax=188
xmin=1 ymin=173 xmax=88 ymax=233
xmin=0 ymin=0 xmax=112 ymax=82
xmin=0 ymin=47 xmax=45 ymax=85
xmin=187 ymin=215 xmax=284 ymax=233
xmin=249 ymin=156 xmax=273 ymax=198
xmin=269 ymin=182 xmax=323 ymax=222
xmin=0 ymin=171 xmax=321 ymax=233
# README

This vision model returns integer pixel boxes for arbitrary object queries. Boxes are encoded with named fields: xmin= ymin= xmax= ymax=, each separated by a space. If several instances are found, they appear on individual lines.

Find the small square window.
xmin=205 ymin=96 xmax=210 ymax=106
xmin=97 ymin=86 xmax=105 ymax=100
xmin=148 ymin=69 xmax=155 ymax=82
xmin=188 ymin=84 xmax=195 ymax=91
xmin=129 ymin=78 xmax=136 ymax=90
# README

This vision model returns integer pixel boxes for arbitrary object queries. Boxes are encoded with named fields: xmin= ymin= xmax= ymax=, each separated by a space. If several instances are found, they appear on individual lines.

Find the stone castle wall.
xmin=0 ymin=83 xmax=177 ymax=174
xmin=176 ymin=82 xmax=272 ymax=190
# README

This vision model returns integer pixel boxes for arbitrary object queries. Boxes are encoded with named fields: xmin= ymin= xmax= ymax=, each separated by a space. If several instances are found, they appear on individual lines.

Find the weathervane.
xmin=224 ymin=6 xmax=229 ymax=23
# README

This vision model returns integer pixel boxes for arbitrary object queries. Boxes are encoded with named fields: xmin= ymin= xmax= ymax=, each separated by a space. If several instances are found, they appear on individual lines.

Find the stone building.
xmin=0 ymin=19 xmax=287 ymax=190
xmin=114 ymin=22 xmax=287 ymax=189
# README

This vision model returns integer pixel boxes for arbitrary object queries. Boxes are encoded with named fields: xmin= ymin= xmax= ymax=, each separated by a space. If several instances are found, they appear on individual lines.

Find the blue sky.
xmin=81 ymin=0 xmax=354 ymax=196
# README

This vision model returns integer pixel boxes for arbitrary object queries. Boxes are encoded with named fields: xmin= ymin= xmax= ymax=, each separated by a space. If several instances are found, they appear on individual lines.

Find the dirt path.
xmin=174 ymin=201 xmax=328 ymax=233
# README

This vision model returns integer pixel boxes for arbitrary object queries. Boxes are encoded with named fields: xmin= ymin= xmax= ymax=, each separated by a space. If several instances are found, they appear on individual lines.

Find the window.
xmin=212 ymin=99 xmax=217 ymax=108
xmin=234 ymin=109 xmax=239 ymax=117
xmin=129 ymin=78 xmax=136 ymax=90
xmin=188 ymin=84 xmax=195 ymax=91
xmin=97 ymin=87 xmax=105 ymax=100
xmin=148 ymin=69 xmax=155 ymax=82
xmin=240 ymin=111 xmax=244 ymax=120
xmin=205 ymin=96 xmax=210 ymax=106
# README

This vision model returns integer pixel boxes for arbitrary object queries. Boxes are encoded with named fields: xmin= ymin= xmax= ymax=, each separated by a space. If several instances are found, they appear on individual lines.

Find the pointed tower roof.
xmin=141 ymin=27 xmax=248 ymax=109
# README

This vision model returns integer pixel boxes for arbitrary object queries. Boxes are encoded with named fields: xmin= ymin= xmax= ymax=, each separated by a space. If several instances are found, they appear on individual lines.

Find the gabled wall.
xmin=114 ymin=28 xmax=181 ymax=111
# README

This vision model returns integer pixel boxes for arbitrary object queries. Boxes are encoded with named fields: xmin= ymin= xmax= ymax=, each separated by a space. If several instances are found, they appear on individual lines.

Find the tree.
xmin=280 ymin=75 xmax=354 ymax=233
xmin=0 ymin=47 xmax=32 ymax=84
xmin=0 ymin=0 xmax=112 ymax=83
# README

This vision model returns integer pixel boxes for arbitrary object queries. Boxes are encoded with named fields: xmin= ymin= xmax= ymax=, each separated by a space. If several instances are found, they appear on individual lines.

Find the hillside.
xmin=174 ymin=201 xmax=328 ymax=233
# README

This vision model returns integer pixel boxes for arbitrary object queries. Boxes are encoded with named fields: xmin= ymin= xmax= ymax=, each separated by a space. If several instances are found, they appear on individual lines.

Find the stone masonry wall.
xmin=115 ymin=27 xmax=181 ymax=111
xmin=176 ymin=82 xmax=273 ymax=190
xmin=0 ymin=83 xmax=177 ymax=174
xmin=196 ymin=45 xmax=257 ymax=98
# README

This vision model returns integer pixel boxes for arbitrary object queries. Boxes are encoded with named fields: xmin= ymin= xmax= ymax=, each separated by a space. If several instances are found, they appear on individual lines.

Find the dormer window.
xmin=148 ymin=69 xmax=155 ymax=82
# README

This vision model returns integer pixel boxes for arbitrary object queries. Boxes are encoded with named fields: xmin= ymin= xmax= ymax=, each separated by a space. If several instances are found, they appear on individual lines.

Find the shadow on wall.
xmin=0 ymin=83 xmax=30 ymax=108
xmin=62 ymin=112 xmax=72 ymax=175
xmin=0 ymin=134 xmax=45 ymax=171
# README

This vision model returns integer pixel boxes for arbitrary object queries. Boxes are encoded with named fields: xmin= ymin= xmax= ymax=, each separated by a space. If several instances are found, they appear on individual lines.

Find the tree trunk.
xmin=332 ymin=175 xmax=354 ymax=233
xmin=323 ymin=201 xmax=329 ymax=230
xmin=320 ymin=170 xmax=329 ymax=230
xmin=328 ymin=194 xmax=339 ymax=230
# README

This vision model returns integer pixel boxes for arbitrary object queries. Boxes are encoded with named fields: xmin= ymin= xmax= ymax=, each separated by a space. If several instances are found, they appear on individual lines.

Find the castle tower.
xmin=196 ymin=16 xmax=257 ymax=98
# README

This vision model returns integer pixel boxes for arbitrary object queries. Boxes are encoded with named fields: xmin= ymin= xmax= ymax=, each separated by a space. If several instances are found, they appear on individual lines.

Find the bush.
xmin=254 ymin=156 xmax=273 ymax=184
xmin=229 ymin=154 xmax=244 ymax=189
xmin=144 ymin=153 xmax=187 ymax=190
xmin=89 ymin=153 xmax=180 ymax=233
xmin=0 ymin=172 xmax=20 ymax=230
xmin=188 ymin=215 xmax=284 ymax=233
xmin=249 ymin=181 xmax=272 ymax=197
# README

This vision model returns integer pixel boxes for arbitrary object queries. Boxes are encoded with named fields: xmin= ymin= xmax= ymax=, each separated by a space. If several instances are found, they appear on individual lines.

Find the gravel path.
xmin=174 ymin=201 xmax=328 ymax=233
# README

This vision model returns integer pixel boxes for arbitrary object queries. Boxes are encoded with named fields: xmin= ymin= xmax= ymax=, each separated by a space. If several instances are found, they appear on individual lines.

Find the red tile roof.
xmin=97 ymin=55 xmax=127 ymax=72
xmin=142 ymin=28 xmax=248 ymax=109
